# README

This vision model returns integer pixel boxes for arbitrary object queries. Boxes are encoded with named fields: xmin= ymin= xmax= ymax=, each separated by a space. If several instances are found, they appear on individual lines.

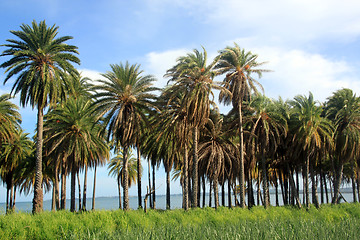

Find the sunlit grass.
xmin=0 ymin=203 xmax=359 ymax=239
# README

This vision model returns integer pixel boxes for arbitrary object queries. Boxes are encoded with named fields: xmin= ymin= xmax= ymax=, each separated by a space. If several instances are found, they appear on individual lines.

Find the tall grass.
xmin=0 ymin=203 xmax=359 ymax=239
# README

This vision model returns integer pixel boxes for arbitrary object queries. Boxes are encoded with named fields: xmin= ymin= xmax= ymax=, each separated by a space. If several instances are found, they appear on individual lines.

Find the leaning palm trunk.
xmin=192 ymin=126 xmax=199 ymax=208
xmin=137 ymin=147 xmax=142 ymax=208
xmin=51 ymin=184 xmax=56 ymax=211
xmin=238 ymin=103 xmax=246 ymax=208
xmin=123 ymin=145 xmax=129 ymax=210
xmin=351 ymin=159 xmax=357 ymax=203
xmin=33 ymin=107 xmax=44 ymax=214
xmin=286 ymin=163 xmax=302 ymax=208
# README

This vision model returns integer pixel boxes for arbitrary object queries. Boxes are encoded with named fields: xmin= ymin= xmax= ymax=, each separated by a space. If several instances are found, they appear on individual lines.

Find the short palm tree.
xmin=0 ymin=20 xmax=80 ymax=213
xmin=0 ymin=129 xmax=33 ymax=213
xmin=92 ymin=62 xmax=157 ymax=210
xmin=108 ymin=148 xmax=140 ymax=209
xmin=215 ymin=43 xmax=269 ymax=208
xmin=44 ymin=96 xmax=109 ymax=212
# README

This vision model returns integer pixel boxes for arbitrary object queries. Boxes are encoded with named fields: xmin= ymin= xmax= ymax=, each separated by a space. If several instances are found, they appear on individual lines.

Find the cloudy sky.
xmin=1 ymin=0 xmax=360 ymax=203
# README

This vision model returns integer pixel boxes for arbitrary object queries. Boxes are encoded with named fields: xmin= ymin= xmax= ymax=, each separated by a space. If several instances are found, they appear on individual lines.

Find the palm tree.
xmin=215 ymin=43 xmax=269 ymax=208
xmin=0 ymin=94 xmax=21 ymax=147
xmin=164 ymin=47 xmax=225 ymax=208
xmin=92 ymin=62 xmax=157 ymax=210
xmin=0 ymin=20 xmax=80 ymax=213
xmin=108 ymin=148 xmax=140 ymax=209
xmin=44 ymin=96 xmax=109 ymax=212
xmin=198 ymin=110 xmax=236 ymax=209
xmin=325 ymin=88 xmax=360 ymax=204
xmin=0 ymin=129 xmax=33 ymax=213
xmin=289 ymin=92 xmax=333 ymax=208
xmin=247 ymin=95 xmax=287 ymax=208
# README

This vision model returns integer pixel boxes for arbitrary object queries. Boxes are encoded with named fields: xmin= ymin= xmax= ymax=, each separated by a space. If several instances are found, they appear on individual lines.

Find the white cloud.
xmin=144 ymin=49 xmax=189 ymax=89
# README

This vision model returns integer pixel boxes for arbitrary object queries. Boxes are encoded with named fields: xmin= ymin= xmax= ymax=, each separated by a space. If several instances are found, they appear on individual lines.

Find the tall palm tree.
xmin=325 ymin=88 xmax=360 ymax=204
xmin=44 ymin=96 xmax=109 ymax=212
xmin=164 ymin=47 xmax=225 ymax=208
xmin=289 ymin=92 xmax=333 ymax=208
xmin=0 ymin=20 xmax=80 ymax=213
xmin=108 ymin=148 xmax=140 ymax=209
xmin=92 ymin=62 xmax=157 ymax=210
xmin=215 ymin=43 xmax=269 ymax=208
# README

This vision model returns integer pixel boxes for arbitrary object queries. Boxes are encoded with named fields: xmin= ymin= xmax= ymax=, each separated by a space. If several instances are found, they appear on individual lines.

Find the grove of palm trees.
xmin=1 ymin=20 xmax=360 ymax=215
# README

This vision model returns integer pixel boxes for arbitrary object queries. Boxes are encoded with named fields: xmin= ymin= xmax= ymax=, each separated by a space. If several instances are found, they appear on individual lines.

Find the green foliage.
xmin=0 ymin=204 xmax=359 ymax=239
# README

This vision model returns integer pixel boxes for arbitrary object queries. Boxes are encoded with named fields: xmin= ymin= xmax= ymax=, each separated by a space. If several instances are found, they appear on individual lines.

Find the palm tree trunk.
xmin=54 ymin=165 xmax=60 ymax=210
xmin=9 ymin=182 xmax=13 ymax=212
xmin=209 ymin=179 xmax=212 ymax=207
xmin=261 ymin=150 xmax=269 ymax=208
xmin=287 ymin=163 xmax=302 ymax=208
xmin=202 ymin=175 xmax=206 ymax=208
xmin=123 ymin=145 xmax=129 ymax=210
xmin=77 ymin=172 xmax=82 ymax=211
xmin=61 ymin=166 xmax=66 ymax=210
xmin=332 ymin=161 xmax=344 ymax=204
xmin=33 ymin=107 xmax=44 ymax=214
xmin=238 ymin=103 xmax=246 ymax=208
xmin=228 ymin=179 xmax=232 ymax=208
xmin=214 ymin=176 xmax=219 ymax=209
xmin=166 ymin=168 xmax=171 ymax=210
xmin=12 ymin=186 xmax=16 ymax=211
xmin=257 ymin=173 xmax=261 ymax=206
xmin=275 ymin=178 xmax=279 ymax=207
xmin=324 ymin=173 xmax=329 ymax=204
xmin=82 ymin=164 xmax=88 ymax=211
xmin=152 ymin=161 xmax=156 ymax=209
xmin=148 ymin=159 xmax=152 ymax=209
xmin=310 ymin=160 xmax=320 ymax=208
xmin=92 ymin=165 xmax=97 ymax=211
xmin=183 ymin=144 xmax=189 ymax=210
xmin=70 ymin=169 xmax=76 ymax=212
xmin=351 ymin=160 xmax=357 ymax=203
xmin=192 ymin=126 xmax=199 ymax=208
xmin=137 ymin=147 xmax=142 ymax=209
xmin=357 ymin=172 xmax=360 ymax=204
xmin=248 ymin=169 xmax=255 ymax=207
xmin=51 ymin=183 xmax=56 ymax=211
xmin=221 ymin=181 xmax=225 ymax=207
xmin=197 ymin=172 xmax=201 ymax=207
xmin=305 ymin=155 xmax=310 ymax=208
xmin=117 ymin=175 xmax=122 ymax=209
xmin=6 ymin=186 xmax=9 ymax=214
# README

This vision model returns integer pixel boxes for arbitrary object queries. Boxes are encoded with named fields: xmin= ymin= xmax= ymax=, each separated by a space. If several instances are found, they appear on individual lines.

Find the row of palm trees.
xmin=1 ymin=20 xmax=360 ymax=214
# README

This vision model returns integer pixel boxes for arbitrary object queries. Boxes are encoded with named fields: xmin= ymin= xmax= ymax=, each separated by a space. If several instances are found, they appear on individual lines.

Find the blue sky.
xmin=1 ymin=0 xmax=360 ymax=203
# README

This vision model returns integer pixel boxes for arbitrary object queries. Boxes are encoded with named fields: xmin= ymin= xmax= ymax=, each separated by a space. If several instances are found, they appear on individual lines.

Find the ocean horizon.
xmin=0 ymin=191 xmax=354 ymax=213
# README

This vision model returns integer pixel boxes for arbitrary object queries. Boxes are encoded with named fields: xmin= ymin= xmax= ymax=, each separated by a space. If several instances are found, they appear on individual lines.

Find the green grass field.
xmin=1 ymin=203 xmax=359 ymax=239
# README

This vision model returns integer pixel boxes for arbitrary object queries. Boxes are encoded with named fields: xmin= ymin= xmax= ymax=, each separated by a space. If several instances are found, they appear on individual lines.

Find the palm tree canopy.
xmin=92 ymin=62 xmax=158 ymax=149
xmin=0 ymin=20 xmax=80 ymax=109
xmin=0 ymin=94 xmax=21 ymax=144
xmin=108 ymin=148 xmax=140 ymax=187
xmin=215 ymin=43 xmax=269 ymax=107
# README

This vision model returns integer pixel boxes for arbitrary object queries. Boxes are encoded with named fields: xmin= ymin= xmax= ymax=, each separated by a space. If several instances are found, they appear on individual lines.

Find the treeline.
xmin=0 ymin=20 xmax=359 ymax=214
